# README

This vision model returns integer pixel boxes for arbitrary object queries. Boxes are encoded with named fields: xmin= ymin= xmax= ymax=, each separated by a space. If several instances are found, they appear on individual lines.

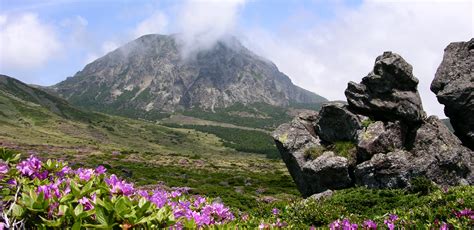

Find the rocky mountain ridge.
xmin=50 ymin=34 xmax=326 ymax=115
xmin=273 ymin=49 xmax=473 ymax=197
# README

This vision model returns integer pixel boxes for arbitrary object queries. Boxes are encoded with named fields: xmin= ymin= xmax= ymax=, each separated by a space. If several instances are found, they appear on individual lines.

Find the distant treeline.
xmin=164 ymin=123 xmax=280 ymax=159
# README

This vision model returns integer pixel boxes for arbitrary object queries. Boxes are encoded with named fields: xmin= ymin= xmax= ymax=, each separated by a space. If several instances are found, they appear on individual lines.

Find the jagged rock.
xmin=345 ymin=52 xmax=426 ymax=123
xmin=273 ymin=51 xmax=473 ymax=198
xmin=431 ymin=38 xmax=474 ymax=150
xmin=355 ymin=116 xmax=473 ymax=188
xmin=315 ymin=102 xmax=366 ymax=143
xmin=302 ymin=152 xmax=353 ymax=193
xmin=354 ymin=150 xmax=411 ymax=188
xmin=408 ymin=116 xmax=473 ymax=185
xmin=356 ymin=121 xmax=405 ymax=162
xmin=272 ymin=111 xmax=323 ymax=197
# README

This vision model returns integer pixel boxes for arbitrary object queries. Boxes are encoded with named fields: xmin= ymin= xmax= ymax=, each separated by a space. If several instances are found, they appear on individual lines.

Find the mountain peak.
xmin=52 ymin=34 xmax=326 ymax=115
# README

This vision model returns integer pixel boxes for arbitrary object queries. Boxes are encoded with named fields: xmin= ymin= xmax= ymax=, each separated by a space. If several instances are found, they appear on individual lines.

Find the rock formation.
xmin=273 ymin=51 xmax=473 ymax=197
xmin=431 ymin=38 xmax=474 ymax=150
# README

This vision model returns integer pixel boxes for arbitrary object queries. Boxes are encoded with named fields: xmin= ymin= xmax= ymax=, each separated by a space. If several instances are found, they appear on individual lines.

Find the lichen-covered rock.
xmin=315 ymin=102 xmax=366 ymax=143
xmin=354 ymin=150 xmax=411 ymax=188
xmin=272 ymin=111 xmax=324 ymax=197
xmin=356 ymin=121 xmax=405 ymax=162
xmin=431 ymin=38 xmax=474 ymax=150
xmin=345 ymin=52 xmax=426 ymax=123
xmin=355 ymin=116 xmax=474 ymax=188
xmin=273 ymin=51 xmax=473 ymax=198
xmin=302 ymin=152 xmax=353 ymax=194
xmin=409 ymin=116 xmax=473 ymax=185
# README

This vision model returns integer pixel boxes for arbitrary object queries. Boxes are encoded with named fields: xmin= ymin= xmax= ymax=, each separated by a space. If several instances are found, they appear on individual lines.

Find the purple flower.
xmin=194 ymin=196 xmax=206 ymax=208
xmin=37 ymin=185 xmax=52 ymax=199
xmin=363 ymin=219 xmax=377 ymax=229
xmin=56 ymin=166 xmax=73 ymax=177
xmin=389 ymin=214 xmax=398 ymax=222
xmin=329 ymin=220 xmax=341 ymax=230
xmin=105 ymin=174 xmax=134 ymax=196
xmin=455 ymin=209 xmax=473 ymax=219
xmin=95 ymin=165 xmax=106 ymax=175
xmin=76 ymin=168 xmax=94 ymax=181
xmin=78 ymin=196 xmax=94 ymax=211
xmin=34 ymin=170 xmax=49 ymax=180
xmin=17 ymin=155 xmax=42 ymax=176
xmin=272 ymin=208 xmax=280 ymax=215
xmin=440 ymin=222 xmax=448 ymax=230
xmin=0 ymin=163 xmax=9 ymax=174
xmin=384 ymin=219 xmax=395 ymax=230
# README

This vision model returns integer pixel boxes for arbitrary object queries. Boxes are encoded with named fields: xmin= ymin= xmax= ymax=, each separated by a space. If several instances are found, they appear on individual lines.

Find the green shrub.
xmin=303 ymin=146 xmax=326 ymax=160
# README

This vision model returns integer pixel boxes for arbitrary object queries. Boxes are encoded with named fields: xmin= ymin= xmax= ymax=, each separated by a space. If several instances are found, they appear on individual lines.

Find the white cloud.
xmin=243 ymin=0 xmax=473 ymax=117
xmin=176 ymin=0 xmax=246 ymax=58
xmin=0 ymin=13 xmax=61 ymax=70
xmin=132 ymin=11 xmax=168 ymax=39
xmin=83 ymin=40 xmax=120 ymax=65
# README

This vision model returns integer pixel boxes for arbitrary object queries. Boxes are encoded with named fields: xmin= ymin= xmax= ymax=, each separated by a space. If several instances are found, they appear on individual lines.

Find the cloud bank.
xmin=175 ymin=0 xmax=246 ymax=58
xmin=0 ymin=13 xmax=61 ymax=70
xmin=243 ymin=1 xmax=473 ymax=117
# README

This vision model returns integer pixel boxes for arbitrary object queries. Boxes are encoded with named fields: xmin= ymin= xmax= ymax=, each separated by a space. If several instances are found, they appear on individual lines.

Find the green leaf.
xmin=59 ymin=204 xmax=68 ymax=216
xmin=11 ymin=203 xmax=24 ymax=217
xmin=71 ymin=181 xmax=81 ymax=197
xmin=60 ymin=194 xmax=74 ymax=203
xmin=72 ymin=221 xmax=82 ymax=230
xmin=40 ymin=216 xmax=63 ymax=227
xmin=74 ymin=204 xmax=84 ymax=217
xmin=114 ymin=197 xmax=129 ymax=217
xmin=81 ymin=180 xmax=94 ymax=196
xmin=95 ymin=206 xmax=109 ymax=226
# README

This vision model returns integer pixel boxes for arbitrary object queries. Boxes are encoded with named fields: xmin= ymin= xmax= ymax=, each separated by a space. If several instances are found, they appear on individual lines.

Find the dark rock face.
xmin=272 ymin=112 xmax=352 ymax=197
xmin=345 ymin=52 xmax=426 ymax=123
xmin=431 ymin=38 xmax=474 ymax=150
xmin=273 ymin=51 xmax=473 ymax=197
xmin=315 ymin=102 xmax=365 ymax=143
xmin=356 ymin=121 xmax=405 ymax=162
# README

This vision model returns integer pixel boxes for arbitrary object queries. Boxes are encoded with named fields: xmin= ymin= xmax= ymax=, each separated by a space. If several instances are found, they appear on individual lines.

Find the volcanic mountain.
xmin=51 ymin=34 xmax=326 ymax=116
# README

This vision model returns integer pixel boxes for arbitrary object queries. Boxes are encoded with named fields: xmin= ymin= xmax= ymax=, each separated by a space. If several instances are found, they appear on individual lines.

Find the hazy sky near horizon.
xmin=0 ymin=0 xmax=472 ymax=117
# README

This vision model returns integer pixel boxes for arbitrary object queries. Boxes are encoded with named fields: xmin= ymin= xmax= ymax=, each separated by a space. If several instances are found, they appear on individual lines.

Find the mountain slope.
xmin=51 ymin=34 xmax=326 ymax=116
xmin=0 ymin=74 xmax=101 ymax=123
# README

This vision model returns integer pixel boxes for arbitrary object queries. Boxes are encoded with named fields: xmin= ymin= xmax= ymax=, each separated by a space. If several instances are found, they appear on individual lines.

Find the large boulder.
xmin=354 ymin=150 xmax=411 ymax=188
xmin=345 ymin=52 xmax=426 ymax=123
xmin=408 ymin=116 xmax=473 ymax=185
xmin=272 ymin=112 xmax=353 ymax=197
xmin=273 ymin=51 xmax=473 ymax=198
xmin=315 ymin=102 xmax=366 ymax=143
xmin=431 ymin=38 xmax=474 ymax=150
xmin=355 ymin=116 xmax=473 ymax=189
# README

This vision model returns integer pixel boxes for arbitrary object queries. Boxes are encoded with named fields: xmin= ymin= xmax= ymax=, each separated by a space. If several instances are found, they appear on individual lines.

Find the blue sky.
xmin=0 ymin=0 xmax=472 ymax=116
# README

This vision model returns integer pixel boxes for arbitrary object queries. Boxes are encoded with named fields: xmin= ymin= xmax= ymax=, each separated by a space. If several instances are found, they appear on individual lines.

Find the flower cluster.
xmin=1 ymin=154 xmax=236 ymax=229
xmin=329 ymin=219 xmax=358 ymax=230
xmin=383 ymin=214 xmax=399 ymax=230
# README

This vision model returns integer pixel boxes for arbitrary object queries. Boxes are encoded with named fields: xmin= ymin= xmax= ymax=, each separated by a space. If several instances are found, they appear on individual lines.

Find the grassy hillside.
xmin=0 ymin=76 xmax=298 ymax=211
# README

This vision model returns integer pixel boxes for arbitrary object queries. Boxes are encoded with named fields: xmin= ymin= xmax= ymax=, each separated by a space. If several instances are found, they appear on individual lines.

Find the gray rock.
xmin=302 ymin=151 xmax=353 ymax=193
xmin=431 ymin=38 xmax=474 ymax=150
xmin=355 ymin=150 xmax=411 ymax=188
xmin=305 ymin=189 xmax=334 ymax=202
xmin=315 ymin=102 xmax=366 ymax=143
xmin=355 ymin=116 xmax=474 ymax=188
xmin=409 ymin=116 xmax=473 ymax=186
xmin=356 ymin=121 xmax=405 ymax=162
xmin=345 ymin=52 xmax=426 ymax=123
xmin=272 ymin=111 xmax=323 ymax=197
